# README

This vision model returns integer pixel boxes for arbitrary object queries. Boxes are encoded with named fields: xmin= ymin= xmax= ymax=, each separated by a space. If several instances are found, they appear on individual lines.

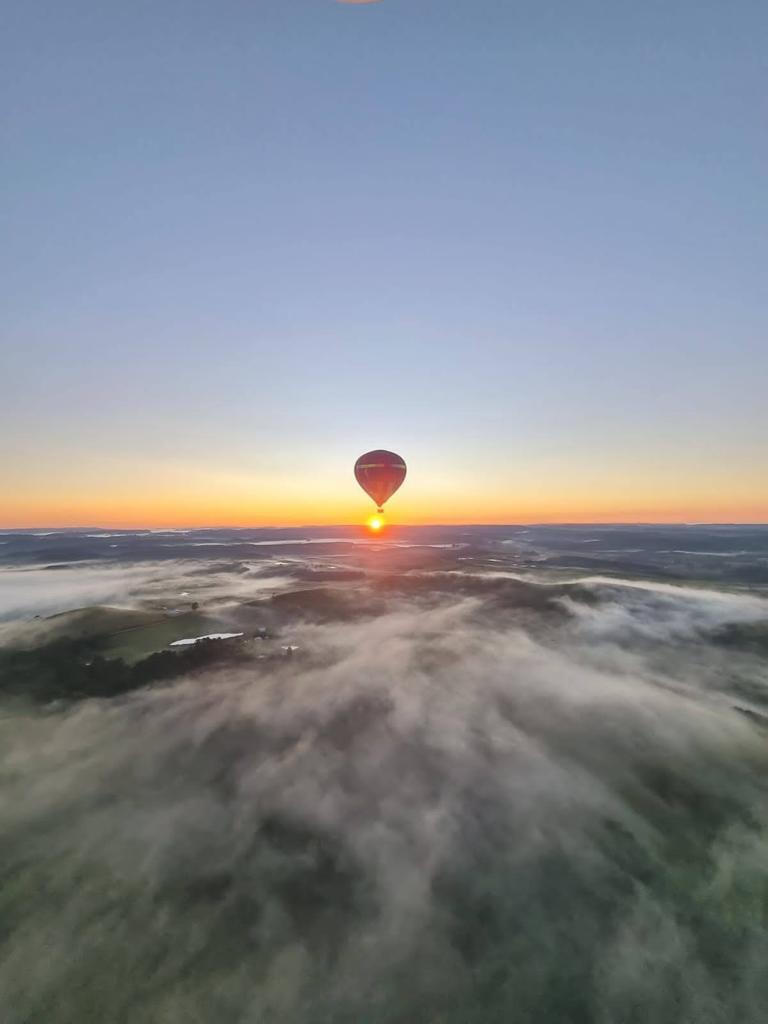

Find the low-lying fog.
xmin=1 ymin=527 xmax=767 ymax=1023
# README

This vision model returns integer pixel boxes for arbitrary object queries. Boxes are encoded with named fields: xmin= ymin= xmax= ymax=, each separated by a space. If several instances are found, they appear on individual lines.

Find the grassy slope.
xmin=1 ymin=606 xmax=224 ymax=664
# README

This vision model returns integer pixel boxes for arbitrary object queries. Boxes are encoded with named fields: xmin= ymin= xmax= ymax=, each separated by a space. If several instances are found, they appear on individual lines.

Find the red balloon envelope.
xmin=354 ymin=450 xmax=407 ymax=512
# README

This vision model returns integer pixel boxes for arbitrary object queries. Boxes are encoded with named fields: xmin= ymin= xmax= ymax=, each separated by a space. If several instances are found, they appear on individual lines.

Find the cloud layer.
xmin=1 ymin=575 xmax=768 ymax=1022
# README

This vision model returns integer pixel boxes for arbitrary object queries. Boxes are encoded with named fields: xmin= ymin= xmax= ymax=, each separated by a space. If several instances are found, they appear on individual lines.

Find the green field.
xmin=0 ymin=606 xmax=157 ymax=650
xmin=96 ymin=612 xmax=225 ymax=663
xmin=1 ymin=606 xmax=226 ymax=664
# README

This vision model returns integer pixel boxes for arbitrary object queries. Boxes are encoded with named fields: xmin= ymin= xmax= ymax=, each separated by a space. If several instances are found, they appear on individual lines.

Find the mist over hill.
xmin=1 ymin=526 xmax=767 ymax=1023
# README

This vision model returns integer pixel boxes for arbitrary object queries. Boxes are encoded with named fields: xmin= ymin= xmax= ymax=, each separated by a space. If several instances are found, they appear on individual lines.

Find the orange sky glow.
xmin=3 ymin=495 xmax=766 ymax=530
xmin=3 ymin=445 xmax=765 ymax=529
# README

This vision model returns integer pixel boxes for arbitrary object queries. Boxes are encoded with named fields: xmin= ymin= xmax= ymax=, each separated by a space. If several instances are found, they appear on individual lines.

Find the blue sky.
xmin=2 ymin=0 xmax=766 ymax=525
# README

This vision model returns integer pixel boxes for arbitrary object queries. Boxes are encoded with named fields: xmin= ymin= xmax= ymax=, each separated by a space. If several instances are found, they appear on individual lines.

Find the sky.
xmin=1 ymin=0 xmax=766 ymax=527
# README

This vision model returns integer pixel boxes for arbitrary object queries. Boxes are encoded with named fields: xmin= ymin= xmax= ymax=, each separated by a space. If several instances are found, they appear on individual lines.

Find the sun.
xmin=367 ymin=516 xmax=384 ymax=532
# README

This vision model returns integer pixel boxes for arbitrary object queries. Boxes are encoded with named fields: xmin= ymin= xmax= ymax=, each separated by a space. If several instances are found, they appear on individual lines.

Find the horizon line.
xmin=2 ymin=522 xmax=768 ymax=532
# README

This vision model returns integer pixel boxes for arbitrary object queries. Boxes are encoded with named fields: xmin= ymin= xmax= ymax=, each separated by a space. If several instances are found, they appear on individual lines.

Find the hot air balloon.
xmin=354 ymin=450 xmax=407 ymax=514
